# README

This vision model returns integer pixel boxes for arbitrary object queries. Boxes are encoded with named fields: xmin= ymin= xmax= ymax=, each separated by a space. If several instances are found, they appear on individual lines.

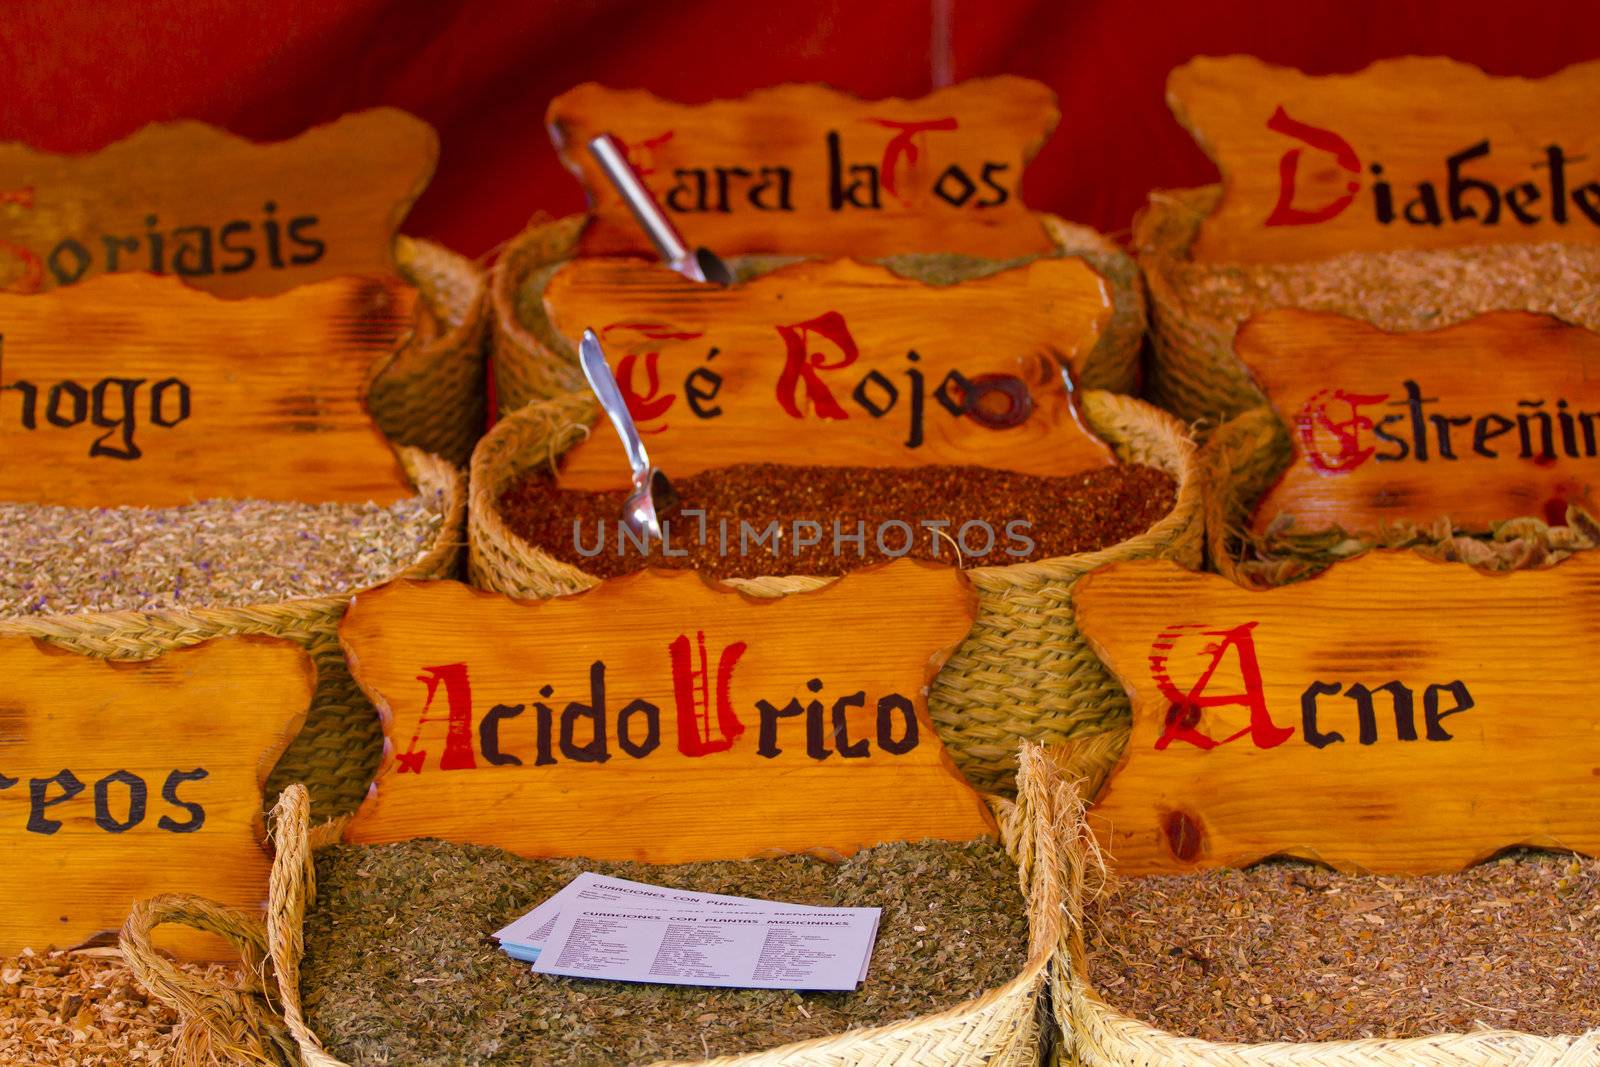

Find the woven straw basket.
xmin=487 ymin=212 xmax=1147 ymax=415
xmin=1047 ymin=781 xmax=1600 ymax=1067
xmin=0 ymin=448 xmax=464 ymax=822
xmin=467 ymin=389 xmax=1202 ymax=794
xmin=1135 ymin=185 xmax=1600 ymax=427
xmin=370 ymin=235 xmax=491 ymax=466
xmin=1201 ymin=405 xmax=1599 ymax=589
xmin=121 ymin=743 xmax=1071 ymax=1067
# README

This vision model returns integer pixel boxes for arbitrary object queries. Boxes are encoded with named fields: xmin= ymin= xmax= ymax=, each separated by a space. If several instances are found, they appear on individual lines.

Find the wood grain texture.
xmin=1075 ymin=554 xmax=1600 ymax=874
xmin=0 ymin=108 xmax=436 ymax=298
xmin=545 ymin=257 xmax=1115 ymax=489
xmin=1240 ymin=310 xmax=1600 ymax=534
xmin=0 ymin=271 xmax=417 ymax=506
xmin=0 ymin=635 xmax=311 ymax=957
xmin=340 ymin=563 xmax=996 ymax=862
xmin=1170 ymin=56 xmax=1600 ymax=261
xmin=550 ymin=79 xmax=1057 ymax=259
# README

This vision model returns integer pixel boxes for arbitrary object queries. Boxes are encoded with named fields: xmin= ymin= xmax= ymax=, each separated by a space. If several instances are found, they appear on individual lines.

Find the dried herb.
xmin=0 ymin=947 xmax=232 ymax=1065
xmin=1171 ymin=242 xmax=1600 ymax=339
xmin=0 ymin=495 xmax=443 ymax=616
xmin=1087 ymin=852 xmax=1600 ymax=1041
xmin=499 ymin=462 xmax=1175 ymax=580
xmin=302 ymin=838 xmax=1026 ymax=1065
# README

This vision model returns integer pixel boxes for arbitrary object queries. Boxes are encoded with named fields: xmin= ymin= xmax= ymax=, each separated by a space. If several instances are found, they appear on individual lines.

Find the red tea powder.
xmin=498 ymin=462 xmax=1176 ymax=580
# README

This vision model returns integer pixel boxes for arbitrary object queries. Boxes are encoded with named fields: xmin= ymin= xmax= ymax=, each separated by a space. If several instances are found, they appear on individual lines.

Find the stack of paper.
xmin=493 ymin=872 xmax=881 ymax=991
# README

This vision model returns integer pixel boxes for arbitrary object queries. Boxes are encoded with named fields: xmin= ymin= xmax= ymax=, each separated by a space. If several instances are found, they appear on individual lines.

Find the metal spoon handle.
xmin=588 ymin=132 xmax=691 ymax=269
xmin=579 ymin=328 xmax=652 ymax=481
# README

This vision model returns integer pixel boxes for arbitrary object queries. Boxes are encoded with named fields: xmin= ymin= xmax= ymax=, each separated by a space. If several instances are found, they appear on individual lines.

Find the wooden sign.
xmin=0 ymin=271 xmax=416 ymax=506
xmin=0 ymin=635 xmax=310 ymax=957
xmin=1074 ymin=554 xmax=1600 ymax=874
xmin=1239 ymin=310 xmax=1600 ymax=534
xmin=545 ymin=257 xmax=1115 ymax=489
xmin=340 ymin=563 xmax=996 ymax=862
xmin=1170 ymin=56 xmax=1600 ymax=261
xmin=0 ymin=108 xmax=436 ymax=298
xmin=550 ymin=79 xmax=1058 ymax=259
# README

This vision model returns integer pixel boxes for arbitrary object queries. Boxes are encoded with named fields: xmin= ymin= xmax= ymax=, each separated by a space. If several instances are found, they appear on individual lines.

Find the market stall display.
xmin=0 ymin=39 xmax=1588 ymax=1067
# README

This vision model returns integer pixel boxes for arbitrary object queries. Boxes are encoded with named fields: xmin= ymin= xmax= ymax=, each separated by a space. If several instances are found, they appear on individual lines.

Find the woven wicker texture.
xmin=0 ymin=448 xmax=466 ymax=822
xmin=1201 ymin=405 xmax=1600 ymax=589
xmin=486 ymin=212 xmax=1147 ymax=415
xmin=1135 ymin=184 xmax=1600 ymax=428
xmin=369 ymin=236 xmax=490 ymax=466
xmin=466 ymin=389 xmax=1202 ymax=793
xmin=120 ymin=744 xmax=1072 ymax=1067
xmin=1047 ymin=779 xmax=1600 ymax=1067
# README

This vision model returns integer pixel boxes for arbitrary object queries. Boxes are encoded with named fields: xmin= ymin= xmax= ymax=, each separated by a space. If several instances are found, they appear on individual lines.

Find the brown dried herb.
xmin=1087 ymin=852 xmax=1600 ymax=1041
xmin=302 ymin=837 xmax=1026 ymax=1065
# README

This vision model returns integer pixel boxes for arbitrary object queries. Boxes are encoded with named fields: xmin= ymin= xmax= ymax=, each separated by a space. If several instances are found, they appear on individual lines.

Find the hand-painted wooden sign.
xmin=0 ymin=635 xmax=310 ymax=958
xmin=545 ymin=257 xmax=1115 ymax=489
xmin=0 ymin=108 xmax=436 ymax=298
xmin=0 ymin=271 xmax=416 ymax=506
xmin=550 ymin=79 xmax=1058 ymax=259
xmin=1239 ymin=310 xmax=1600 ymax=534
xmin=1170 ymin=56 xmax=1600 ymax=261
xmin=1074 ymin=554 xmax=1600 ymax=875
xmin=339 ymin=563 xmax=995 ymax=862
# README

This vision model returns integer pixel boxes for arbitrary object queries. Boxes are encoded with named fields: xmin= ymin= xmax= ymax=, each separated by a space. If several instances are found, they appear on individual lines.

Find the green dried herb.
xmin=302 ymin=838 xmax=1026 ymax=1065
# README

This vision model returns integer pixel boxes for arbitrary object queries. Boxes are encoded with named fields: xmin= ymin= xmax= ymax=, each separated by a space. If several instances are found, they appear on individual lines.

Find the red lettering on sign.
xmin=774 ymin=310 xmax=859 ymax=420
xmin=398 ymin=663 xmax=478 ymax=773
xmin=619 ymin=131 xmax=675 ymax=179
xmin=866 ymin=117 xmax=959 ymax=199
xmin=670 ymin=631 xmax=748 ymax=757
xmin=0 ymin=187 xmax=42 ymax=294
xmin=1264 ymin=106 xmax=1362 ymax=227
xmin=1149 ymin=622 xmax=1294 ymax=751
xmin=616 ymin=351 xmax=675 ymax=430
xmin=1296 ymin=388 xmax=1387 ymax=474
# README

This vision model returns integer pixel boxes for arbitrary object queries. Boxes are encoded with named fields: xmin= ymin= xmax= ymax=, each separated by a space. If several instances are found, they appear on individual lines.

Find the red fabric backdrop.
xmin=3 ymin=0 xmax=1599 ymax=259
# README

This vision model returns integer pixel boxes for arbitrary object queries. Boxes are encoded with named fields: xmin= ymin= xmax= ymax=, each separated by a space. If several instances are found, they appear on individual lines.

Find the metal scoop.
xmin=579 ymin=328 xmax=680 ymax=541
xmin=588 ymin=132 xmax=734 ymax=285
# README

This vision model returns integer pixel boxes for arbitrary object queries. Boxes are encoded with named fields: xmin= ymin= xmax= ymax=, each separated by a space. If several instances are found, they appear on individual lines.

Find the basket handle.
xmin=121 ymin=892 xmax=299 ymax=1066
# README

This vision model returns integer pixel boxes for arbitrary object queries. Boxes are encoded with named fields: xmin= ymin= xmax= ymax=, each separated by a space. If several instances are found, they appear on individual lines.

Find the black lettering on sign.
xmin=93 ymin=769 xmax=147 ymax=832
xmin=158 ymin=768 xmax=208 ymax=833
xmin=827 ymin=132 xmax=882 ymax=211
xmin=1296 ymin=679 xmax=1474 ymax=747
xmin=1356 ymin=141 xmax=1600 ymax=231
xmin=30 ymin=204 xmax=329 ymax=286
xmin=7 ymin=766 xmax=209 ymax=834
xmin=28 ymin=770 xmax=83 ymax=834
xmin=0 ymin=337 xmax=193 ymax=459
